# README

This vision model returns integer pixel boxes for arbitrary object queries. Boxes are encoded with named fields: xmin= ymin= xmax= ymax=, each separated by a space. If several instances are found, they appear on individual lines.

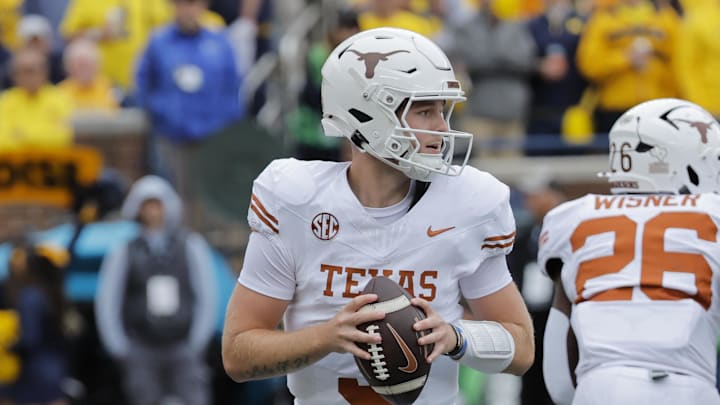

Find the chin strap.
xmin=445 ymin=320 xmax=515 ymax=373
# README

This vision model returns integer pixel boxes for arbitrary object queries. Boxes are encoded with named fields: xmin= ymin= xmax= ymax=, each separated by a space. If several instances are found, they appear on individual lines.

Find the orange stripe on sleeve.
xmin=484 ymin=231 xmax=516 ymax=242
xmin=481 ymin=240 xmax=514 ymax=249
xmin=251 ymin=194 xmax=278 ymax=225
xmin=250 ymin=204 xmax=279 ymax=234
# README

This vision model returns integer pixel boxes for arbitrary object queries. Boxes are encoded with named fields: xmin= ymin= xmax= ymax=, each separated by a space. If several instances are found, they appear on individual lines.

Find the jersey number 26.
xmin=572 ymin=212 xmax=716 ymax=309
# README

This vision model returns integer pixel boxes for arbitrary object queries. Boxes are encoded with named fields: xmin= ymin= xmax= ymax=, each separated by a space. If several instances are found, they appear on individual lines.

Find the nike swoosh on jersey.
xmin=427 ymin=226 xmax=456 ymax=237
xmin=387 ymin=323 xmax=418 ymax=373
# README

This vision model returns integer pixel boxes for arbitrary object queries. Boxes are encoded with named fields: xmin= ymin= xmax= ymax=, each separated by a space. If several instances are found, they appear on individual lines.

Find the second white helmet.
xmin=606 ymin=98 xmax=720 ymax=194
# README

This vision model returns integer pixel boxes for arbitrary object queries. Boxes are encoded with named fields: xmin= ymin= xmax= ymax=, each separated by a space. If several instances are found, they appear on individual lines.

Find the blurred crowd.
xmin=2 ymin=0 xmax=718 ymax=161
xmin=0 ymin=0 xmax=716 ymax=404
xmin=293 ymin=0 xmax=712 ymax=158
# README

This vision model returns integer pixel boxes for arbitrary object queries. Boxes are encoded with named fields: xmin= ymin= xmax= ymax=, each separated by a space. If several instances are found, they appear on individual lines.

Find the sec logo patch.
xmin=312 ymin=212 xmax=339 ymax=240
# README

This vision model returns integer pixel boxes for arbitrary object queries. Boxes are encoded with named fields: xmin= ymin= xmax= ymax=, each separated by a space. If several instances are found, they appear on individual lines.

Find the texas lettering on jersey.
xmin=320 ymin=264 xmax=438 ymax=300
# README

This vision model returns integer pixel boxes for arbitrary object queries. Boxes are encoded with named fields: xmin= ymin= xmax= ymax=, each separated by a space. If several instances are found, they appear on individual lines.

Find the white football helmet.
xmin=605 ymin=98 xmax=720 ymax=194
xmin=320 ymin=27 xmax=472 ymax=181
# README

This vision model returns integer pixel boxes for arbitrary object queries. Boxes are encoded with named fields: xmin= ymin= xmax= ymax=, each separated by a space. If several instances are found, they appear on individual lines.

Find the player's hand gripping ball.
xmin=354 ymin=276 xmax=434 ymax=405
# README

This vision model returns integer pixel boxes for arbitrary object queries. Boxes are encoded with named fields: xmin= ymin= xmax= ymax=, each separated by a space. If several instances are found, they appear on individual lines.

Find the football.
xmin=354 ymin=276 xmax=433 ymax=405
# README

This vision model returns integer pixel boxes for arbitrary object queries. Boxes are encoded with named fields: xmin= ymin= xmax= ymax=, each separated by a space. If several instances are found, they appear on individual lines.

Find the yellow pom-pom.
xmin=561 ymin=105 xmax=595 ymax=145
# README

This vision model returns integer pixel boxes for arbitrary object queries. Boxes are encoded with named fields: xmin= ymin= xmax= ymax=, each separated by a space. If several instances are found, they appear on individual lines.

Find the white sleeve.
xmin=479 ymin=190 xmax=517 ymax=259
xmin=543 ymin=307 xmax=575 ymax=405
xmin=459 ymin=254 xmax=513 ymax=300
xmin=458 ymin=185 xmax=515 ymax=300
xmin=248 ymin=161 xmax=283 ymax=237
xmin=237 ymin=231 xmax=296 ymax=301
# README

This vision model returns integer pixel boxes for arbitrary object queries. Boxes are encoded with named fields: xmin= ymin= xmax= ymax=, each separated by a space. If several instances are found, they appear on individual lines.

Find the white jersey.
xmin=538 ymin=193 xmax=720 ymax=385
xmin=239 ymin=158 xmax=516 ymax=405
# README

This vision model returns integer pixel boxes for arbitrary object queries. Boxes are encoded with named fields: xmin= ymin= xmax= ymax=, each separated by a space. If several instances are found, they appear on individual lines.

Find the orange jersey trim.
xmin=481 ymin=240 xmax=514 ymax=249
xmin=484 ymin=231 xmax=516 ymax=242
xmin=251 ymin=194 xmax=278 ymax=224
xmin=250 ymin=205 xmax=279 ymax=234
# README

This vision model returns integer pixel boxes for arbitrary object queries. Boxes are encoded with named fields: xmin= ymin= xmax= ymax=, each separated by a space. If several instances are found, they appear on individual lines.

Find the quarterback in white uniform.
xmin=221 ymin=27 xmax=534 ymax=404
xmin=538 ymin=98 xmax=720 ymax=405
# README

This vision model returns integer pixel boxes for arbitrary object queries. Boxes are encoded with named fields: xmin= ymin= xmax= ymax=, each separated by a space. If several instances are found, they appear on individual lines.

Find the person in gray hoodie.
xmin=448 ymin=0 xmax=537 ymax=157
xmin=95 ymin=175 xmax=216 ymax=405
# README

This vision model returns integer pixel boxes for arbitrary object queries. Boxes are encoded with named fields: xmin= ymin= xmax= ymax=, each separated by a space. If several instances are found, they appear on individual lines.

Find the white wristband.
xmin=454 ymin=320 xmax=515 ymax=373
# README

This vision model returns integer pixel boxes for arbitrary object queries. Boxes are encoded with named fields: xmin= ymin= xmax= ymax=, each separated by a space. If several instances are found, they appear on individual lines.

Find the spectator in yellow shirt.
xmin=58 ymin=39 xmax=118 ymax=112
xmin=0 ymin=48 xmax=73 ymax=150
xmin=576 ymin=0 xmax=679 ymax=132
xmin=60 ymin=0 xmax=172 ymax=90
xmin=674 ymin=0 xmax=720 ymax=117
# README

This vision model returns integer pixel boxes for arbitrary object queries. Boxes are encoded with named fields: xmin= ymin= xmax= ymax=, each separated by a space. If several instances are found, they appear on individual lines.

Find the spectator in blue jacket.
xmin=135 ymin=0 xmax=244 ymax=221
xmin=525 ymin=0 xmax=587 ymax=155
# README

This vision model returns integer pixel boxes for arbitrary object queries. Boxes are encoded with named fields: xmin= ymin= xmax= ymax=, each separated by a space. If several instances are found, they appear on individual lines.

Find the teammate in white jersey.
xmin=221 ymin=27 xmax=534 ymax=404
xmin=538 ymin=98 xmax=720 ymax=405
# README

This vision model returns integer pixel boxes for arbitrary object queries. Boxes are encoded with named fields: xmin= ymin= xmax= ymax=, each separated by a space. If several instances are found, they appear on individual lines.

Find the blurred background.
xmin=0 ymin=0 xmax=702 ymax=403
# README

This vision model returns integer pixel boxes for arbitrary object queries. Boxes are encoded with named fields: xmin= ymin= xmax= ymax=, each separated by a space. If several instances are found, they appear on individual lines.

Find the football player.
xmin=221 ymin=27 xmax=535 ymax=404
xmin=539 ymin=98 xmax=720 ymax=404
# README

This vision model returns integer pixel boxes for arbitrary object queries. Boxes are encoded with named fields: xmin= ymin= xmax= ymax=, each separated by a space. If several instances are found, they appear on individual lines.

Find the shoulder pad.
xmin=537 ymin=196 xmax=590 ymax=277
xmin=455 ymin=166 xmax=511 ymax=219
xmin=248 ymin=159 xmax=340 ymax=235
xmin=442 ymin=167 xmax=516 ymax=257
xmin=255 ymin=159 xmax=319 ymax=206
xmin=544 ymin=195 xmax=590 ymax=223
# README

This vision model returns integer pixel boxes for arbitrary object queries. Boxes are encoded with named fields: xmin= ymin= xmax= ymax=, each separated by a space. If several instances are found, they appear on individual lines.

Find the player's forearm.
xmin=222 ymin=323 xmax=331 ymax=382
xmin=502 ymin=320 xmax=535 ymax=375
